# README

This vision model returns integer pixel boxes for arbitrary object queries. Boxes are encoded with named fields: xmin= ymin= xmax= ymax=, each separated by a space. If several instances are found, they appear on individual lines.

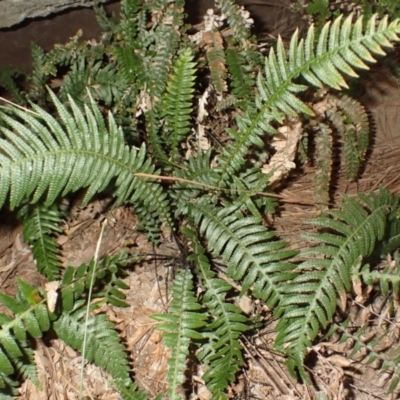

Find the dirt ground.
xmin=1 ymin=2 xmax=400 ymax=400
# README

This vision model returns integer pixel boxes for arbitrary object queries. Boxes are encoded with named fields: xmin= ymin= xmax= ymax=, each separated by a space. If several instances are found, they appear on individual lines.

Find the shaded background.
xmin=0 ymin=0 xmax=303 ymax=70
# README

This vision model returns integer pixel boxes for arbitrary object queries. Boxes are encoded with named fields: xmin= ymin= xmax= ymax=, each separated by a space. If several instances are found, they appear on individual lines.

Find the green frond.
xmin=376 ymin=212 xmax=400 ymax=256
xmin=189 ymin=200 xmax=297 ymax=309
xmin=275 ymin=189 xmax=399 ymax=380
xmin=335 ymin=94 xmax=369 ymax=180
xmin=229 ymin=168 xmax=277 ymax=221
xmin=217 ymin=0 xmax=252 ymax=43
xmin=94 ymin=4 xmax=118 ymax=33
xmin=115 ymin=382 xmax=149 ymax=400
xmin=60 ymin=58 xmax=127 ymax=106
xmin=18 ymin=203 xmax=63 ymax=280
xmin=216 ymin=14 xmax=400 ymax=184
xmin=145 ymin=102 xmax=169 ymax=165
xmin=119 ymin=0 xmax=141 ymax=46
xmin=149 ymin=30 xmax=178 ymax=98
xmin=163 ymin=48 xmax=197 ymax=160
xmin=61 ymin=252 xmax=131 ymax=312
xmin=54 ymin=310 xmax=130 ymax=381
xmin=361 ymin=262 xmax=400 ymax=296
xmin=0 ymin=66 xmax=25 ymax=105
xmin=152 ymin=269 xmax=207 ymax=400
xmin=184 ymin=228 xmax=248 ymax=398
xmin=0 ymin=281 xmax=50 ymax=391
xmin=146 ymin=10 xmax=183 ymax=99
xmin=171 ymin=150 xmax=219 ymax=216
xmin=12 ymin=346 xmax=39 ymax=388
xmin=225 ymin=48 xmax=256 ymax=103
xmin=27 ymin=43 xmax=48 ymax=104
xmin=114 ymin=45 xmax=145 ymax=84
xmin=0 ymin=89 xmax=171 ymax=241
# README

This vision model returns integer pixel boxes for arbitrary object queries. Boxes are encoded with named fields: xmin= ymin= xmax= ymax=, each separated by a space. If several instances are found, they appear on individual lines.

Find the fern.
xmin=336 ymin=94 xmax=370 ymax=180
xmin=2 ymin=3 xmax=400 ymax=398
xmin=229 ymin=168 xmax=277 ymax=220
xmin=189 ymin=199 xmax=297 ymax=308
xmin=216 ymin=14 xmax=400 ymax=185
xmin=0 ymin=88 xmax=171 ymax=242
xmin=216 ymin=0 xmax=253 ymax=44
xmin=275 ymin=189 xmax=400 ymax=380
xmin=184 ymin=228 xmax=249 ymax=398
xmin=17 ymin=203 xmax=63 ymax=280
xmin=0 ymin=280 xmax=49 ymax=393
xmin=170 ymin=150 xmax=220 ymax=216
xmin=145 ymin=6 xmax=184 ymax=99
xmin=118 ymin=0 xmax=141 ymax=47
xmin=0 ymin=66 xmax=25 ymax=105
xmin=0 ymin=253 xmax=145 ymax=398
xmin=27 ymin=43 xmax=48 ymax=105
xmin=54 ymin=309 xmax=131 ymax=385
xmin=60 ymin=59 xmax=127 ymax=106
xmin=163 ymin=48 xmax=197 ymax=161
xmin=225 ymin=48 xmax=256 ymax=104
xmin=60 ymin=251 xmax=131 ymax=312
xmin=152 ymin=269 xmax=207 ymax=400
xmin=360 ymin=261 xmax=400 ymax=297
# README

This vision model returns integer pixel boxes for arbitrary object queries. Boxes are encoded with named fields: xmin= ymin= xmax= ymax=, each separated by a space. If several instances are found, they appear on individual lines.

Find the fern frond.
xmin=60 ymin=59 xmax=127 ymax=106
xmin=0 ymin=281 xmax=49 ymax=392
xmin=275 ymin=189 xmax=399 ymax=380
xmin=94 ymin=4 xmax=118 ymax=33
xmin=18 ymin=203 xmax=63 ymax=280
xmin=0 ymin=66 xmax=25 ymax=105
xmin=61 ymin=252 xmax=131 ymax=312
xmin=114 ymin=45 xmax=145 ymax=84
xmin=145 ymin=103 xmax=170 ymax=165
xmin=54 ymin=310 xmax=130 ymax=382
xmin=216 ymin=14 xmax=400 ymax=184
xmin=335 ymin=94 xmax=369 ymax=180
xmin=217 ymin=0 xmax=252 ymax=43
xmin=119 ymin=0 xmax=141 ymax=46
xmin=146 ymin=5 xmax=184 ymax=99
xmin=229 ymin=168 xmax=277 ymax=221
xmin=27 ymin=44 xmax=48 ymax=104
xmin=152 ymin=269 xmax=207 ymax=400
xmin=377 ymin=212 xmax=400 ymax=257
xmin=359 ymin=250 xmax=400 ymax=296
xmin=184 ymin=228 xmax=248 ymax=398
xmin=0 ymin=251 xmax=140 ymax=397
xmin=171 ymin=150 xmax=219 ymax=216
xmin=189 ymin=200 xmax=297 ymax=309
xmin=0 ymin=89 xmax=171 ymax=241
xmin=163 ymin=48 xmax=197 ymax=161
xmin=225 ymin=48 xmax=255 ymax=103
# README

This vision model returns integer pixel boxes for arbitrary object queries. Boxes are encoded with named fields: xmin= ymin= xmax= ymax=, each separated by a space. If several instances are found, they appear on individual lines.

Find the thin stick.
xmin=0 ymin=96 xmax=40 ymax=116
xmin=79 ymin=219 xmax=108 ymax=400
xmin=134 ymin=172 xmax=317 ymax=205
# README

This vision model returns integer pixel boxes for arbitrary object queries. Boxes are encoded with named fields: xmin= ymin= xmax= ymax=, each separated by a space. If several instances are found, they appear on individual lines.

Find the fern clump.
xmin=275 ymin=189 xmax=400 ymax=380
xmin=1 ymin=0 xmax=400 ymax=398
